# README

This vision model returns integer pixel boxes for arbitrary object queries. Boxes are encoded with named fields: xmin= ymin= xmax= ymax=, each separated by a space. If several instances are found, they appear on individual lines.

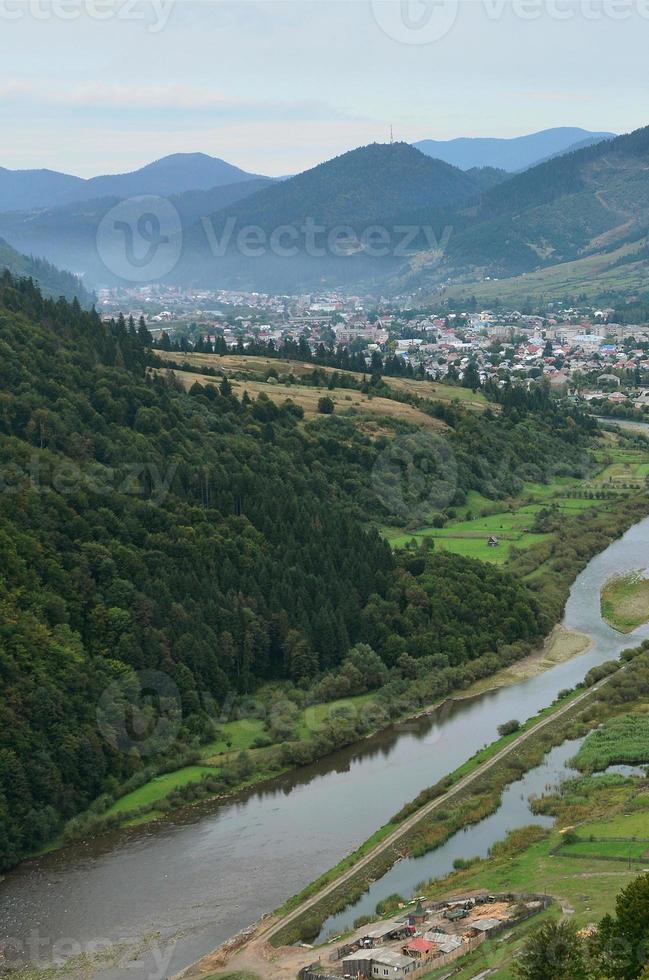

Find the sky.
xmin=2 ymin=0 xmax=649 ymax=177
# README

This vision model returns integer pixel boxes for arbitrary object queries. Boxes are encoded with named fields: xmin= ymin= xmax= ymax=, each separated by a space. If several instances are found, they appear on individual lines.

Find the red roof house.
xmin=404 ymin=937 xmax=436 ymax=959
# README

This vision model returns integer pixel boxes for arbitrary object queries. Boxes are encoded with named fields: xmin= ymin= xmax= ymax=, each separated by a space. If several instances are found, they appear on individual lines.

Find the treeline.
xmin=155 ymin=331 xmax=424 ymax=380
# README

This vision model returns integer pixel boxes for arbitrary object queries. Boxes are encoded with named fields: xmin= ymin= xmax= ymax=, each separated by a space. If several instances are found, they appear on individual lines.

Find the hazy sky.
xmin=2 ymin=0 xmax=649 ymax=177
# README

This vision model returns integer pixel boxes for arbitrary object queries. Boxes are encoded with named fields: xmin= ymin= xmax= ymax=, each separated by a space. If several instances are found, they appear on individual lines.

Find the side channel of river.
xmin=315 ymin=737 xmax=586 ymax=941
xmin=2 ymin=517 xmax=649 ymax=979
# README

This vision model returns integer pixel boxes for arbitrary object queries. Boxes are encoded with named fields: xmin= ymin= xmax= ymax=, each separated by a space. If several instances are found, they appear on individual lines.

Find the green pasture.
xmin=107 ymin=765 xmax=218 ymax=815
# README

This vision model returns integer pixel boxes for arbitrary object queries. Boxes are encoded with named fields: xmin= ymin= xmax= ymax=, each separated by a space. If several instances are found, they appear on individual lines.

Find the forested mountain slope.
xmin=408 ymin=123 xmax=649 ymax=289
xmin=0 ymin=237 xmax=94 ymax=306
xmin=0 ymin=276 xmax=601 ymax=867
xmin=172 ymin=142 xmax=489 ymax=291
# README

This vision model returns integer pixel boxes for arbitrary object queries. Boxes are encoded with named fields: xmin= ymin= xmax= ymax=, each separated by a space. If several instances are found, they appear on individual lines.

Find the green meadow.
xmin=102 ymin=691 xmax=377 ymax=824
xmin=381 ymin=475 xmax=608 ymax=563
xmin=106 ymin=766 xmax=220 ymax=815
xmin=380 ymin=437 xmax=649 ymax=564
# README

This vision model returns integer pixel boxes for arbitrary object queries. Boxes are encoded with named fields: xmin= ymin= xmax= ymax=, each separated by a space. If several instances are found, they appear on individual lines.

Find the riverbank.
xmin=6 ymin=506 xmax=649 ymax=980
xmin=119 ymin=486 xmax=649 ymax=833
xmin=176 ymin=662 xmax=620 ymax=979
xmin=29 ymin=432 xmax=649 ymax=859
xmin=43 ymin=622 xmax=594 ymax=856
xmin=456 ymin=625 xmax=591 ymax=699
xmin=179 ymin=641 xmax=649 ymax=980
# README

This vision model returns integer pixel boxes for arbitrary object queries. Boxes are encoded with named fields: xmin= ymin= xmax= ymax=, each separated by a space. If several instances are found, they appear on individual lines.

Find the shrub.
xmin=317 ymin=396 xmax=335 ymax=414
xmin=498 ymin=719 xmax=521 ymax=737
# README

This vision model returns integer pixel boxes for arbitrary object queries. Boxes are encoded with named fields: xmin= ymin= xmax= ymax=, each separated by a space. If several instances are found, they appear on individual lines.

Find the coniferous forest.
xmin=0 ymin=272 xmax=609 ymax=869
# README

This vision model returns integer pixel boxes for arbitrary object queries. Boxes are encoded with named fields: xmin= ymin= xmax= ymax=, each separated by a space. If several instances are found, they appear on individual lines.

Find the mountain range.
xmin=3 ymin=124 xmax=649 ymax=303
xmin=413 ymin=127 xmax=616 ymax=172
xmin=0 ymin=152 xmax=266 ymax=212
xmin=0 ymin=143 xmax=504 ymax=290
xmin=402 ymin=123 xmax=649 ymax=301
xmin=169 ymin=125 xmax=649 ymax=299
xmin=0 ymin=176 xmax=274 ymax=283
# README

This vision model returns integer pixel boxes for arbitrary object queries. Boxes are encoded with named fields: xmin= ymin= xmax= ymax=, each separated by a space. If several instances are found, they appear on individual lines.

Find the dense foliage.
xmin=519 ymin=873 xmax=649 ymax=979
xmin=0 ymin=274 xmax=620 ymax=869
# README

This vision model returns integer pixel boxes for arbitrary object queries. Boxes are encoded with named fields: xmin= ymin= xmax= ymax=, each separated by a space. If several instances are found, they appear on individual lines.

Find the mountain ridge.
xmin=413 ymin=127 xmax=616 ymax=172
xmin=0 ymin=152 xmax=268 ymax=212
xmin=405 ymin=122 xmax=649 ymax=298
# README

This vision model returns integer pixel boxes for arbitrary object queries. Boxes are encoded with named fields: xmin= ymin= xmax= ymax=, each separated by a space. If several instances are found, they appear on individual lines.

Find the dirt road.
xmin=176 ymin=677 xmax=611 ymax=979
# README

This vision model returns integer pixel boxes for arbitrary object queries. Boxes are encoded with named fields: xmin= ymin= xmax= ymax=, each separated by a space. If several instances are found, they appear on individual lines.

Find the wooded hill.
xmin=0 ymin=237 xmax=94 ymax=306
xmin=0 ymin=275 xmax=604 ymax=868
xmin=407 ymin=123 xmax=649 ymax=299
xmin=5 ymin=129 xmax=649 ymax=298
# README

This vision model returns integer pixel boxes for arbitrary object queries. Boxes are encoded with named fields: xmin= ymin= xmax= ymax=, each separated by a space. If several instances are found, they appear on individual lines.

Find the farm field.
xmin=382 ymin=522 xmax=550 ymax=564
xmin=381 ymin=477 xmax=612 ymax=562
xmin=591 ymin=444 xmax=649 ymax=487
xmin=601 ymin=571 xmax=649 ymax=633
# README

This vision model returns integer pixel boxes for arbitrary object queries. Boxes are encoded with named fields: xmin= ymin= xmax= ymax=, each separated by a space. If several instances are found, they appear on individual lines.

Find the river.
xmin=2 ymin=516 xmax=649 ymax=979
xmin=315 ymin=736 xmax=586 ymax=942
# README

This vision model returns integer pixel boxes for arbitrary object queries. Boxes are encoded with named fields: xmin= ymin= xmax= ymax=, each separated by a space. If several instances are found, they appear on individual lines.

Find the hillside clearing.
xmin=159 ymin=366 xmax=446 ymax=428
xmin=155 ymin=350 xmax=488 ymax=410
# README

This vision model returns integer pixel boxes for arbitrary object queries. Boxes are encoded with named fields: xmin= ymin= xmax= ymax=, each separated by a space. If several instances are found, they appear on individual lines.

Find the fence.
xmin=322 ymin=894 xmax=554 ymax=978
xmin=298 ymin=964 xmax=341 ymax=980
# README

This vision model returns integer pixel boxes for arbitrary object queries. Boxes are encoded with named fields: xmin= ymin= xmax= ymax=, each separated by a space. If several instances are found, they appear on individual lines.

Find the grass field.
xmin=381 ymin=484 xmax=583 ymax=562
xmin=200 ymin=718 xmax=268 ymax=759
xmin=162 ymin=367 xmax=446 ymax=429
xmin=155 ymin=350 xmax=489 ymax=410
xmin=578 ymin=810 xmax=649 ymax=840
xmin=571 ymin=712 xmax=649 ymax=773
xmin=382 ymin=460 xmax=638 ymax=563
xmin=601 ymin=571 xmax=649 ymax=633
xmin=560 ymin=839 xmax=649 ymax=861
xmin=107 ymin=766 xmax=219 ymax=815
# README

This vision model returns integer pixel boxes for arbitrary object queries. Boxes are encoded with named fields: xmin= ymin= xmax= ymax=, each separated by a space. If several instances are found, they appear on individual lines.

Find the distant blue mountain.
xmin=413 ymin=128 xmax=616 ymax=172
xmin=0 ymin=153 xmax=267 ymax=212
